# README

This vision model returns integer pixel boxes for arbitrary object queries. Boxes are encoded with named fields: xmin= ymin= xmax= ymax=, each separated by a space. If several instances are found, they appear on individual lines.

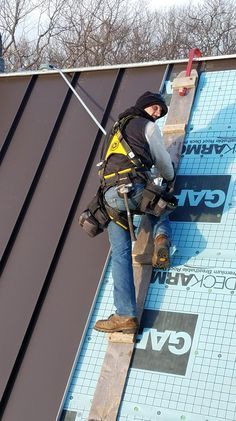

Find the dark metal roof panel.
xmin=0 ymin=74 xmax=69 ymax=263
xmin=106 ymin=65 xmax=167 ymax=120
xmin=0 ymin=76 xmax=30 ymax=153
xmin=0 ymin=65 xmax=167 ymax=421
xmin=0 ymin=69 xmax=118 ymax=408
xmin=0 ymin=73 xmax=70 ymax=399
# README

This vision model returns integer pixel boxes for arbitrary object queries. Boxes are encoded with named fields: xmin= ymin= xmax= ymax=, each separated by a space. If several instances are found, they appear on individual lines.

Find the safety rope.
xmin=54 ymin=66 xmax=107 ymax=136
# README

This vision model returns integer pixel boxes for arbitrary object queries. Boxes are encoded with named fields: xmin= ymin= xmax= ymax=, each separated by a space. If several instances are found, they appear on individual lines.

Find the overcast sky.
xmin=149 ymin=0 xmax=201 ymax=8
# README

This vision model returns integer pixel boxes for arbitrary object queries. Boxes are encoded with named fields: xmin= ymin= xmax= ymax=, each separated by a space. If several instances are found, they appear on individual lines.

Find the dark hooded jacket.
xmin=101 ymin=92 xmax=168 ymax=180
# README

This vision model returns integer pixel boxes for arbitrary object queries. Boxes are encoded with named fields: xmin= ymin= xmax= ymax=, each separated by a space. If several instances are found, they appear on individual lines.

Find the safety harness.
xmin=79 ymin=116 xmax=178 ymax=239
xmin=97 ymin=115 xmax=149 ymax=189
xmin=97 ymin=115 xmax=151 ymax=239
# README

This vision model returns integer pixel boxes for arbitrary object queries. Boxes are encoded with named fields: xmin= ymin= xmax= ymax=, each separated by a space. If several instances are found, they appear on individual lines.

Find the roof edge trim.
xmin=0 ymin=54 xmax=236 ymax=78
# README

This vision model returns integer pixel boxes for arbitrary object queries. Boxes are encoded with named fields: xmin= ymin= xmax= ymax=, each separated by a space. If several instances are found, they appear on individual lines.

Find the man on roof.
xmin=94 ymin=91 xmax=175 ymax=334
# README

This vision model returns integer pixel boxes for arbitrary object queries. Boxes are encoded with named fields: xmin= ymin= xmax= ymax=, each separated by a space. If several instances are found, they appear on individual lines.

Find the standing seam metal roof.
xmin=0 ymin=55 xmax=235 ymax=421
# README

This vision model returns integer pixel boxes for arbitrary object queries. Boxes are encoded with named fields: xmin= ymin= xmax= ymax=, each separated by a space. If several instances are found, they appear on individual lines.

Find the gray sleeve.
xmin=145 ymin=121 xmax=174 ymax=181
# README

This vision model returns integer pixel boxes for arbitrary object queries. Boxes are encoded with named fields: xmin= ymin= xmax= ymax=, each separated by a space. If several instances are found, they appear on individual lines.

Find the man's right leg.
xmin=94 ymin=221 xmax=138 ymax=333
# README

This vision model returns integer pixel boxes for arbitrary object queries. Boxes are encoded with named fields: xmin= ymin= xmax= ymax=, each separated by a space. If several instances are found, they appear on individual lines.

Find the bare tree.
xmin=0 ymin=0 xmax=65 ymax=69
xmin=149 ymin=0 xmax=236 ymax=60
xmin=0 ymin=0 xmax=235 ymax=71
xmin=48 ymin=0 xmax=153 ymax=67
xmin=49 ymin=0 xmax=236 ymax=66
xmin=184 ymin=0 xmax=236 ymax=55
xmin=150 ymin=5 xmax=188 ymax=60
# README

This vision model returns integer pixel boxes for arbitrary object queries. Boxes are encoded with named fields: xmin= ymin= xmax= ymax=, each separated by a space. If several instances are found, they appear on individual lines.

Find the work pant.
xmin=105 ymin=183 xmax=172 ymax=317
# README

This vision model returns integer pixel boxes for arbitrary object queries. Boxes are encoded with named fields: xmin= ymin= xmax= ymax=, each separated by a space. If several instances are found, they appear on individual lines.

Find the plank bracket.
xmin=162 ymin=123 xmax=186 ymax=134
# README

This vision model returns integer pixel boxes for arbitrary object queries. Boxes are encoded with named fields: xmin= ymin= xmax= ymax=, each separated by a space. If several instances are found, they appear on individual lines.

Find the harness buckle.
xmin=116 ymin=183 xmax=133 ymax=196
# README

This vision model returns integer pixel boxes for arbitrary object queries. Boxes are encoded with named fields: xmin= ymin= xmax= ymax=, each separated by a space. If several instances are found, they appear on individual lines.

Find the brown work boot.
xmin=152 ymin=234 xmax=170 ymax=269
xmin=94 ymin=314 xmax=139 ymax=334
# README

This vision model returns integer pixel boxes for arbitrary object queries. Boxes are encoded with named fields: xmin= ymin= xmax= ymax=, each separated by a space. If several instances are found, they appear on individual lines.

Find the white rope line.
xmin=56 ymin=67 xmax=107 ymax=136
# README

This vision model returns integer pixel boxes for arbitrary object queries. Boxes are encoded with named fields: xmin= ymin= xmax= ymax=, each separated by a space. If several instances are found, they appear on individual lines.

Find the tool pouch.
xmin=78 ymin=187 xmax=110 ymax=237
xmin=139 ymin=182 xmax=162 ymax=213
xmin=139 ymin=181 xmax=178 ymax=217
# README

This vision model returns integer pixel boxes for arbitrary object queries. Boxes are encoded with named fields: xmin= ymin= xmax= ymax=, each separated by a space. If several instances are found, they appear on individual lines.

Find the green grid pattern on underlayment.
xmin=62 ymin=70 xmax=236 ymax=421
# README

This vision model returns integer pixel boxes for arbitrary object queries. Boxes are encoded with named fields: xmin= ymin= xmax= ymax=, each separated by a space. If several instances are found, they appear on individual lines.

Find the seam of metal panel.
xmin=0 ymin=54 xmax=235 ymax=78
xmin=0 ymin=72 xmax=80 ymax=418
xmin=56 ymin=62 xmax=172 ymax=420
xmin=0 ymin=75 xmax=37 ymax=164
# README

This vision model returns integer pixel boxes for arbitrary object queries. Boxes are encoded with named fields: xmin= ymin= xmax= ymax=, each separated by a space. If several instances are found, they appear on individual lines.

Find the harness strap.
xmin=104 ymin=203 xmax=129 ymax=231
xmin=99 ymin=115 xmax=149 ymax=186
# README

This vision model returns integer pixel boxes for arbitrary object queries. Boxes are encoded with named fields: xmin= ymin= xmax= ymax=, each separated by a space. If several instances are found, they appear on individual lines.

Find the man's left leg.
xmin=150 ymin=214 xmax=172 ymax=269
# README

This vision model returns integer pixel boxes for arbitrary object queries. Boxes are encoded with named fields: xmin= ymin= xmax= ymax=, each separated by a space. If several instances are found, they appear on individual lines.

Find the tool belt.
xmin=79 ymin=181 xmax=178 ymax=238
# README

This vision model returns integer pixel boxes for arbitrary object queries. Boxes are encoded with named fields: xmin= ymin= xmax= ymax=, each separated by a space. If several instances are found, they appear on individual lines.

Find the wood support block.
xmin=108 ymin=332 xmax=136 ymax=343
xmin=162 ymin=123 xmax=186 ymax=134
xmin=132 ymin=215 xmax=153 ymax=257
xmin=132 ymin=256 xmax=152 ymax=266
xmin=172 ymin=74 xmax=197 ymax=89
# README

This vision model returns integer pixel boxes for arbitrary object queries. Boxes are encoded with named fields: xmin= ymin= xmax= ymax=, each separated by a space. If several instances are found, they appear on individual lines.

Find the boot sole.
xmin=152 ymin=246 xmax=170 ymax=269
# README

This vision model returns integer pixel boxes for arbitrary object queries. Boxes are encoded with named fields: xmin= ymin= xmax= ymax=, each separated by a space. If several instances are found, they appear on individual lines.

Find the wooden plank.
xmin=88 ymin=69 xmax=199 ymax=421
xmin=163 ymin=70 xmax=198 ymax=168
xmin=88 ymin=217 xmax=153 ymax=421
xmin=88 ymin=341 xmax=134 ymax=421
xmin=88 ymin=261 xmax=153 ymax=420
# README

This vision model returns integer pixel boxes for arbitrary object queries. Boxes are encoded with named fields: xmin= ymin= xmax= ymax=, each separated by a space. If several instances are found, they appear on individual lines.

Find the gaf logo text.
xmin=176 ymin=189 xmax=225 ymax=208
xmin=132 ymin=310 xmax=198 ymax=376
xmin=170 ymin=175 xmax=230 ymax=222
xmin=136 ymin=329 xmax=192 ymax=355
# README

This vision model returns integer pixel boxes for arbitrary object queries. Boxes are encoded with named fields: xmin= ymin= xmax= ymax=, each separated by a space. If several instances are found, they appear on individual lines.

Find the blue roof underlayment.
xmin=62 ymin=69 xmax=236 ymax=421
